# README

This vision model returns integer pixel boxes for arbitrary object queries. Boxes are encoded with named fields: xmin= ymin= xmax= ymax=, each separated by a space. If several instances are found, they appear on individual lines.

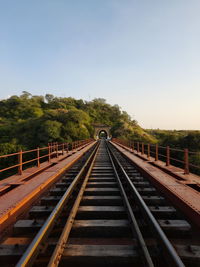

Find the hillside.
xmin=0 ymin=92 xmax=156 ymax=154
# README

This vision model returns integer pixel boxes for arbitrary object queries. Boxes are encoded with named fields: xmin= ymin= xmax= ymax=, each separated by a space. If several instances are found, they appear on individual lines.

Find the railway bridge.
xmin=0 ymin=138 xmax=200 ymax=266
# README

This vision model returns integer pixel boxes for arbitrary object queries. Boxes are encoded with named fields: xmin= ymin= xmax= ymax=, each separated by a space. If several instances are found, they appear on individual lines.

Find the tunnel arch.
xmin=98 ymin=130 xmax=108 ymax=139
xmin=93 ymin=124 xmax=111 ymax=140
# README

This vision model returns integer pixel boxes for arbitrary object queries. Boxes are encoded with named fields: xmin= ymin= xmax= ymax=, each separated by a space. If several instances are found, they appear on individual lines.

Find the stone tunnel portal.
xmin=93 ymin=124 xmax=111 ymax=140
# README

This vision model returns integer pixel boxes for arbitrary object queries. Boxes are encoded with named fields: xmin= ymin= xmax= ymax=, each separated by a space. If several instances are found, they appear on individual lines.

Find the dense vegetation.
xmin=0 ymin=92 xmax=155 ymax=155
xmin=0 ymin=92 xmax=199 ymax=175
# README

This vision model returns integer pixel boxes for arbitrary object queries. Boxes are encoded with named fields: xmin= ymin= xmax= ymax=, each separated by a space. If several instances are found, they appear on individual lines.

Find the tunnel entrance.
xmin=98 ymin=130 xmax=108 ymax=139
xmin=93 ymin=124 xmax=111 ymax=140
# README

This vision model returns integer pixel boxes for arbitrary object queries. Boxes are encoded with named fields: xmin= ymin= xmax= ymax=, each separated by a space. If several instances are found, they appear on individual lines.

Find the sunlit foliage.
xmin=0 ymin=93 xmax=155 ymax=154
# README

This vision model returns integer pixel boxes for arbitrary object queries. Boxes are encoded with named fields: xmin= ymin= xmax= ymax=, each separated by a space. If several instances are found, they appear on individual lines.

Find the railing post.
xmin=166 ymin=146 xmax=170 ymax=166
xmin=137 ymin=142 xmax=140 ymax=153
xmin=184 ymin=149 xmax=189 ymax=174
xmin=18 ymin=150 xmax=23 ymax=175
xmin=62 ymin=143 xmax=64 ymax=155
xmin=47 ymin=143 xmax=50 ymax=159
xmin=132 ymin=141 xmax=134 ymax=153
xmin=49 ymin=143 xmax=51 ymax=154
xmin=141 ymin=143 xmax=144 ymax=155
xmin=66 ymin=143 xmax=69 ymax=153
xmin=56 ymin=142 xmax=58 ymax=158
xmin=147 ymin=144 xmax=150 ymax=159
xmin=48 ymin=145 xmax=51 ymax=163
xmin=37 ymin=147 xmax=40 ymax=167
xmin=155 ymin=144 xmax=158 ymax=161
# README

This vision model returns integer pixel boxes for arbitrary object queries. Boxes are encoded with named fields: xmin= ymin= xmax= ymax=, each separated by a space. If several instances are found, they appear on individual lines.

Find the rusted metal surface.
xmin=0 ymin=140 xmax=200 ymax=266
xmin=107 ymin=145 xmax=154 ymax=267
xmin=0 ymin=139 xmax=92 ymax=178
xmin=0 ymin=141 xmax=96 ymax=235
xmin=14 ymin=141 xmax=155 ymax=266
xmin=16 ymin=142 xmax=99 ymax=267
xmin=108 ymin=143 xmax=184 ymax=267
xmin=111 ymin=141 xmax=200 ymax=228
xmin=184 ymin=149 xmax=189 ymax=175
xmin=113 ymin=138 xmax=200 ymax=175
xmin=47 ymin=141 xmax=99 ymax=267
xmin=166 ymin=146 xmax=170 ymax=166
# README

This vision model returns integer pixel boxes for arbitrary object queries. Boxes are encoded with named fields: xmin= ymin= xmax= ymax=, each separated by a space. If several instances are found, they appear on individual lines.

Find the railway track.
xmin=0 ymin=140 xmax=199 ymax=266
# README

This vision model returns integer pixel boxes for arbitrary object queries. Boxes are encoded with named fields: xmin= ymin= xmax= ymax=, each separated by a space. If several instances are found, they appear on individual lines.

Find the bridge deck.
xmin=0 ymin=140 xmax=199 ymax=266
xmin=111 ymin=141 xmax=200 ymax=228
xmin=0 ymin=142 xmax=95 ymax=233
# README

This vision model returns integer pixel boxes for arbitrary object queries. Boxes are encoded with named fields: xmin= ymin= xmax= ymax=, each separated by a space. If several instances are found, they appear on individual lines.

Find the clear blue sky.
xmin=0 ymin=0 xmax=200 ymax=130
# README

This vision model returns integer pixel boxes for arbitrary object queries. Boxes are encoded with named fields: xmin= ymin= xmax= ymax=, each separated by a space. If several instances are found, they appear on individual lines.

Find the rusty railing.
xmin=0 ymin=139 xmax=93 ymax=177
xmin=112 ymin=138 xmax=200 ymax=175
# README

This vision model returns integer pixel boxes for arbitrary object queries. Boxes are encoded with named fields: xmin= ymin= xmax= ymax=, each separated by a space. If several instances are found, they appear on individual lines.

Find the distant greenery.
xmin=146 ymin=129 xmax=200 ymax=151
xmin=0 ymin=92 xmax=155 ymax=155
xmin=0 ymin=92 xmax=199 ymax=175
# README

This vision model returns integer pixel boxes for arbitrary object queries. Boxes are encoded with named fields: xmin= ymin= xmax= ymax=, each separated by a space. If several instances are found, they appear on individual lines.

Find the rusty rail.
xmin=16 ymin=140 xmax=98 ymax=267
xmin=0 ymin=139 xmax=93 ymax=177
xmin=112 ymin=138 xmax=200 ymax=175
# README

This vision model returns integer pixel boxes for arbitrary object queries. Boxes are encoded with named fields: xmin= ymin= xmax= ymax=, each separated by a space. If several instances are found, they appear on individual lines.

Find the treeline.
xmin=146 ymin=129 xmax=200 ymax=151
xmin=0 ymin=92 xmax=155 ymax=155
xmin=0 ymin=92 xmax=199 ymax=175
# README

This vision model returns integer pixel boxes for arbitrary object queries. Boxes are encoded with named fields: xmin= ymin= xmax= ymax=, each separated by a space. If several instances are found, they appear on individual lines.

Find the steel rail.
xmin=47 ymin=141 xmax=100 ymax=266
xmin=106 ymin=143 xmax=154 ymax=267
xmin=16 ymin=142 xmax=98 ymax=267
xmin=108 ymin=142 xmax=185 ymax=267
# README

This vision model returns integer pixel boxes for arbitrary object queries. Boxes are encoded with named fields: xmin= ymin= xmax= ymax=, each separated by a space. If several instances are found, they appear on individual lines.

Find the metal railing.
xmin=0 ymin=139 xmax=93 ymax=177
xmin=112 ymin=138 xmax=200 ymax=175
